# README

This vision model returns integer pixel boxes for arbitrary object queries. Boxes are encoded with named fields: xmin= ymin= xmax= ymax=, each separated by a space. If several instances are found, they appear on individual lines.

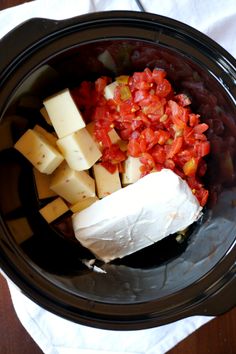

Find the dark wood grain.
xmin=0 ymin=0 xmax=31 ymax=11
xmin=0 ymin=1 xmax=236 ymax=354
xmin=0 ymin=273 xmax=43 ymax=354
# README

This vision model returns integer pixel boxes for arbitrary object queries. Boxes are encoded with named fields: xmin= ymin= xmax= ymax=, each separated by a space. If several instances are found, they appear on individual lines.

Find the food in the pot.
xmin=56 ymin=128 xmax=102 ymax=171
xmin=33 ymin=168 xmax=56 ymax=199
xmin=7 ymin=217 xmax=33 ymax=245
xmin=122 ymin=156 xmax=142 ymax=185
xmin=86 ymin=121 xmax=121 ymax=148
xmin=71 ymin=68 xmax=210 ymax=207
xmin=39 ymin=197 xmax=69 ymax=223
xmin=33 ymin=124 xmax=57 ymax=146
xmin=14 ymin=129 xmax=64 ymax=174
xmin=70 ymin=197 xmax=99 ymax=213
xmin=50 ymin=162 xmax=95 ymax=204
xmin=14 ymin=67 xmax=210 ymax=262
xmin=72 ymin=169 xmax=202 ymax=263
xmin=43 ymin=88 xmax=86 ymax=138
xmin=92 ymin=163 xmax=121 ymax=198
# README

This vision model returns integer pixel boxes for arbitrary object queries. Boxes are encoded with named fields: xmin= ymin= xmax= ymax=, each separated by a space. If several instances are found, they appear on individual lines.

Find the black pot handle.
xmin=0 ymin=17 xmax=76 ymax=71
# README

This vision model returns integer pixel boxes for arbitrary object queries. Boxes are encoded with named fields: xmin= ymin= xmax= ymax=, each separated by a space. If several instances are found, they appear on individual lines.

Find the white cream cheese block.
xmin=72 ymin=169 xmax=202 ymax=263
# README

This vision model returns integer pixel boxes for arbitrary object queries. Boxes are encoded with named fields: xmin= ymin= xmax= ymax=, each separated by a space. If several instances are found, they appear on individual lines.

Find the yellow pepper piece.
xmin=116 ymin=75 xmax=130 ymax=84
xmin=120 ymin=86 xmax=131 ymax=101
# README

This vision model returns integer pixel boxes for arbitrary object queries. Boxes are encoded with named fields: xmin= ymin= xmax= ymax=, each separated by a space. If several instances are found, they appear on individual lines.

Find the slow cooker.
xmin=0 ymin=11 xmax=235 ymax=330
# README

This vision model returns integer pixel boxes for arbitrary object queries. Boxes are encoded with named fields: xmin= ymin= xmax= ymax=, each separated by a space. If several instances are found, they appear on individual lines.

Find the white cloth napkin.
xmin=1 ymin=0 xmax=235 ymax=353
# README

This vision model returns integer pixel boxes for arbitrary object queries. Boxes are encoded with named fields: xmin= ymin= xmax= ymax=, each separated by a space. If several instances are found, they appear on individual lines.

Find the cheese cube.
xmin=43 ymin=88 xmax=85 ymax=138
xmin=33 ymin=168 xmax=56 ymax=199
xmin=104 ymin=82 xmax=118 ymax=100
xmin=122 ymin=156 xmax=142 ymax=185
xmin=40 ymin=106 xmax=52 ymax=125
xmin=56 ymin=128 xmax=102 ymax=171
xmin=33 ymin=124 xmax=57 ymax=146
xmin=108 ymin=128 xmax=121 ymax=145
xmin=50 ymin=162 xmax=95 ymax=204
xmin=39 ymin=197 xmax=69 ymax=223
xmin=70 ymin=197 xmax=98 ymax=213
xmin=14 ymin=129 xmax=64 ymax=174
xmin=93 ymin=163 xmax=121 ymax=198
xmin=86 ymin=121 xmax=121 ymax=149
xmin=7 ymin=217 xmax=33 ymax=244
xmin=98 ymin=49 xmax=117 ymax=72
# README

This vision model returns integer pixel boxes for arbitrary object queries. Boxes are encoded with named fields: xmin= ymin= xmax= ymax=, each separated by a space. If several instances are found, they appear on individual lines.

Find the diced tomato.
xmin=119 ymin=127 xmax=133 ymax=141
xmin=152 ymin=68 xmax=166 ymax=84
xmin=164 ymin=159 xmax=175 ymax=170
xmin=95 ymin=77 xmax=109 ymax=94
xmin=93 ymin=127 xmax=112 ymax=148
xmin=194 ymin=133 xmax=208 ymax=141
xmin=141 ymin=127 xmax=155 ymax=144
xmin=93 ymin=106 xmax=107 ymax=120
xmin=144 ymin=67 xmax=153 ymax=81
xmin=195 ymin=188 xmax=209 ymax=207
xmin=174 ymin=93 xmax=191 ymax=107
xmin=156 ymin=79 xmax=172 ymax=97
xmin=150 ymin=145 xmax=166 ymax=164
xmin=194 ymin=141 xmax=210 ymax=157
xmin=155 ymin=129 xmax=171 ymax=145
xmin=139 ymin=152 xmax=155 ymax=169
xmin=166 ymin=136 xmax=184 ymax=158
xmin=101 ymin=161 xmax=117 ymax=174
xmin=189 ymin=113 xmax=200 ymax=127
xmin=193 ymin=123 xmax=209 ymax=134
xmin=187 ymin=176 xmax=203 ymax=190
xmin=139 ymin=138 xmax=147 ymax=152
xmin=127 ymin=139 xmax=141 ymax=157
xmin=74 ymin=67 xmax=210 ymax=206
xmin=102 ymin=144 xmax=127 ymax=164
xmin=134 ymin=90 xmax=148 ymax=103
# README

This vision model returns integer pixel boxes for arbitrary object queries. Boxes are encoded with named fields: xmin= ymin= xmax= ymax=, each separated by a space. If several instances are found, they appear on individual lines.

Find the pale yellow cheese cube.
xmin=50 ymin=162 xmax=95 ymax=204
xmin=14 ymin=129 xmax=64 ymax=174
xmin=33 ymin=168 xmax=56 ymax=199
xmin=93 ymin=163 xmax=121 ymax=198
xmin=40 ymin=106 xmax=52 ymax=125
xmin=122 ymin=156 xmax=142 ymax=185
xmin=56 ymin=128 xmax=102 ymax=171
xmin=98 ymin=49 xmax=117 ymax=72
xmin=33 ymin=124 xmax=57 ymax=146
xmin=70 ymin=197 xmax=98 ymax=213
xmin=43 ymin=88 xmax=85 ymax=138
xmin=108 ymin=128 xmax=121 ymax=144
xmin=39 ymin=197 xmax=69 ymax=223
xmin=7 ymin=217 xmax=33 ymax=244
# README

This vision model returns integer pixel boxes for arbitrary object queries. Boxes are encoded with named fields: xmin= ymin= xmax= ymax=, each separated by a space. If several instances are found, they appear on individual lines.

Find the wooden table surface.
xmin=0 ymin=1 xmax=236 ymax=353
